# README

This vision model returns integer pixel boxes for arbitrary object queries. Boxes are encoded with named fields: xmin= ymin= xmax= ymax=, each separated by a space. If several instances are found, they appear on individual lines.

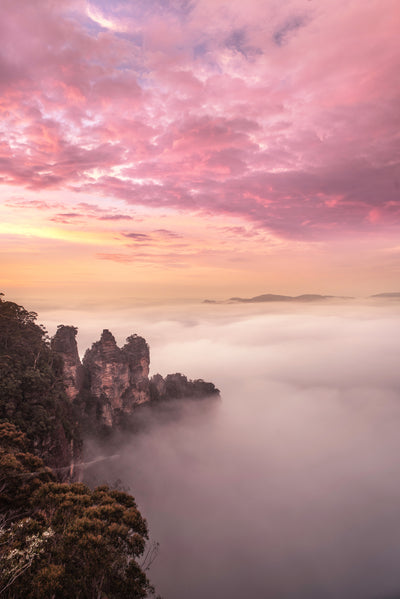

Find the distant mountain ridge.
xmin=204 ymin=293 xmax=354 ymax=304
xmin=370 ymin=292 xmax=400 ymax=298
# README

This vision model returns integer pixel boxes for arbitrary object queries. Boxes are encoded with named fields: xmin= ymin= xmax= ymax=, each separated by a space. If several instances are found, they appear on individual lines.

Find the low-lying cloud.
xmin=72 ymin=304 xmax=400 ymax=598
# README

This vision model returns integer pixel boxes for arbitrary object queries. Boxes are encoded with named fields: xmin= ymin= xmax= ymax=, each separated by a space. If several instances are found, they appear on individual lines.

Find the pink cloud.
xmin=96 ymin=253 xmax=135 ymax=263
xmin=50 ymin=213 xmax=84 ymax=224
xmin=0 ymin=0 xmax=399 ymax=239
xmin=98 ymin=214 xmax=133 ymax=221
xmin=153 ymin=229 xmax=182 ymax=239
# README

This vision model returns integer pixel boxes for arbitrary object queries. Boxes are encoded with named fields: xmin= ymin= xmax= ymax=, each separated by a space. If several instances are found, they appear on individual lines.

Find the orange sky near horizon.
xmin=2 ymin=182 xmax=400 ymax=307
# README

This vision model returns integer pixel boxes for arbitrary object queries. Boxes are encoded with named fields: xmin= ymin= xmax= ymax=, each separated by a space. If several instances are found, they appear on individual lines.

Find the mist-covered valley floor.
xmin=46 ymin=302 xmax=400 ymax=599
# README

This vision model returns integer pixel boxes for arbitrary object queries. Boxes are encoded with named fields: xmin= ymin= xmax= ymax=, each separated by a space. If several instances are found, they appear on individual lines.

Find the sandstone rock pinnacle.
xmin=82 ymin=331 xmax=150 ymax=427
xmin=52 ymin=325 xmax=220 ymax=430
xmin=51 ymin=325 xmax=83 ymax=401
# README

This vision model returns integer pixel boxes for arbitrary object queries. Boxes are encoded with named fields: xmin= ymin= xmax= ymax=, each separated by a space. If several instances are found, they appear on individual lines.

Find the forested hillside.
xmin=0 ymin=295 xmax=156 ymax=598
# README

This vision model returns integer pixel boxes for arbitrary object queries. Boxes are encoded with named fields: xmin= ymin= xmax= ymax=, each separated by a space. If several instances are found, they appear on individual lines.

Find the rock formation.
xmin=51 ymin=325 xmax=83 ymax=401
xmin=150 ymin=372 xmax=220 ymax=402
xmin=52 ymin=326 xmax=219 ymax=429
xmin=82 ymin=330 xmax=150 ymax=427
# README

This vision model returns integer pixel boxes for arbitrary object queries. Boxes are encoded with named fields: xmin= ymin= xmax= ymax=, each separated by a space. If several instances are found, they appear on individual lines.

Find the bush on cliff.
xmin=0 ymin=423 xmax=155 ymax=598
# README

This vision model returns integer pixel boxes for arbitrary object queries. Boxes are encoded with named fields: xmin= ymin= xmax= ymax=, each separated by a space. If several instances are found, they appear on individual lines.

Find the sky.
xmin=1 ymin=0 xmax=400 ymax=306
xmin=2 ymin=4 xmax=399 ymax=593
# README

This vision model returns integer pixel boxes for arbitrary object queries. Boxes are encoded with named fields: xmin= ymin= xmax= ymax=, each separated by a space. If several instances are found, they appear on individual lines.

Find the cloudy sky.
xmin=1 ymin=0 xmax=399 ymax=305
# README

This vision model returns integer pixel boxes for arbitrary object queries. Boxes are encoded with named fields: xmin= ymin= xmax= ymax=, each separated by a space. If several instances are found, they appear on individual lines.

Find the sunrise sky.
xmin=1 ymin=0 xmax=399 ymax=306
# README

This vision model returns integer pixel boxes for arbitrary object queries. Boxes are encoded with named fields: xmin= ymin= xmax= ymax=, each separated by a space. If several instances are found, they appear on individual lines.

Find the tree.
xmin=0 ymin=424 xmax=156 ymax=598
xmin=0 ymin=518 xmax=55 ymax=596
xmin=0 ymin=295 xmax=80 ymax=472
xmin=1 ymin=483 xmax=155 ymax=598
xmin=0 ymin=422 xmax=54 ymax=516
xmin=0 ymin=423 xmax=55 ymax=596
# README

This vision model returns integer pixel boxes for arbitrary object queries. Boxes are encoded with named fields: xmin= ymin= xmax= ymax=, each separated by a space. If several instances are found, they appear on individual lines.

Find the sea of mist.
xmin=42 ymin=300 xmax=400 ymax=599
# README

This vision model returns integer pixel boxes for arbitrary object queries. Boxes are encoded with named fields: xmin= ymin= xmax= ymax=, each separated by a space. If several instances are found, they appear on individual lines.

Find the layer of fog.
xmin=55 ymin=303 xmax=400 ymax=598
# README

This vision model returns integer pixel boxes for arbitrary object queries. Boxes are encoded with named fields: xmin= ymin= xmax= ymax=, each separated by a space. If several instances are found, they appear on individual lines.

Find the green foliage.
xmin=0 ymin=295 xmax=80 ymax=471
xmin=0 ymin=423 xmax=156 ymax=598
xmin=0 ymin=422 xmax=54 ymax=515
xmin=0 ymin=482 xmax=154 ymax=598
xmin=0 ymin=518 xmax=55 ymax=596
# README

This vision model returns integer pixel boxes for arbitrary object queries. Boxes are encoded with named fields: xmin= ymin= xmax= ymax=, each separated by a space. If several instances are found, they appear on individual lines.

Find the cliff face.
xmin=52 ymin=326 xmax=219 ymax=429
xmin=82 ymin=331 xmax=150 ymax=427
xmin=51 ymin=325 xmax=83 ymax=401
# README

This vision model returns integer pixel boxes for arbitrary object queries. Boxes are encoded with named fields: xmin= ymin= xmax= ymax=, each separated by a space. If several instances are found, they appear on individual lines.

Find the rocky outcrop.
xmin=82 ymin=331 xmax=150 ymax=427
xmin=52 ymin=326 xmax=219 ymax=429
xmin=150 ymin=373 xmax=220 ymax=402
xmin=51 ymin=325 xmax=83 ymax=401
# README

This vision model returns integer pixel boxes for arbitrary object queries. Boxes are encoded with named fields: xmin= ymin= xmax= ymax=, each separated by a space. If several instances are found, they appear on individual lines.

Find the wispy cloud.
xmin=123 ymin=232 xmax=151 ymax=240
xmin=96 ymin=253 xmax=136 ymax=263
xmin=98 ymin=214 xmax=133 ymax=221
